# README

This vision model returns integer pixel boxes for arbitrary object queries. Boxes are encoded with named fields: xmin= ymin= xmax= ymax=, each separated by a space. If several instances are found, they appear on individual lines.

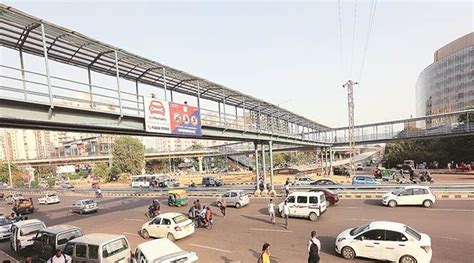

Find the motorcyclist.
xmin=148 ymin=199 xmax=160 ymax=217
xmin=95 ymin=187 xmax=102 ymax=198
xmin=189 ymin=181 xmax=196 ymax=188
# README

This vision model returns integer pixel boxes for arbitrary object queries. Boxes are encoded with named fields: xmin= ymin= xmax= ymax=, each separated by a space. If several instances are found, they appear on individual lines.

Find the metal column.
xmin=40 ymin=24 xmax=53 ymax=108
xmin=261 ymin=144 xmax=267 ymax=192
xmin=319 ymin=148 xmax=324 ymax=175
xmin=254 ymin=142 xmax=260 ymax=192
xmin=19 ymin=51 xmax=27 ymax=99
xmin=88 ymin=69 xmax=94 ymax=108
xmin=329 ymin=147 xmax=333 ymax=175
xmin=222 ymin=89 xmax=226 ymax=126
xmin=269 ymin=141 xmax=274 ymax=192
xmin=197 ymin=81 xmax=201 ymax=109
xmin=114 ymin=50 xmax=123 ymax=116
xmin=135 ymin=80 xmax=140 ymax=115
xmin=162 ymin=68 xmax=168 ymax=101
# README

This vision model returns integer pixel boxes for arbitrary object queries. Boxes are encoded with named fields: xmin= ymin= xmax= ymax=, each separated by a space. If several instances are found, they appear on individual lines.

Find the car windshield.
xmin=405 ymin=226 xmax=421 ymax=241
xmin=350 ymin=223 xmax=370 ymax=236
xmin=47 ymin=194 xmax=57 ymax=197
xmin=20 ymin=223 xmax=45 ymax=236
xmin=0 ymin=218 xmax=11 ymax=226
xmin=173 ymin=215 xmax=188 ymax=224
xmin=239 ymin=192 xmax=247 ymax=197
xmin=392 ymin=188 xmax=405 ymax=195
xmin=83 ymin=200 xmax=95 ymax=205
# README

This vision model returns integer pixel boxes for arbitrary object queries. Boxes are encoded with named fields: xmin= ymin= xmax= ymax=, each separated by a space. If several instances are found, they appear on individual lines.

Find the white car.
xmin=38 ymin=193 xmax=60 ymax=205
xmin=216 ymin=190 xmax=250 ymax=208
xmin=5 ymin=193 xmax=24 ymax=204
xmin=292 ymin=177 xmax=316 ymax=186
xmin=10 ymin=219 xmax=46 ymax=254
xmin=132 ymin=239 xmax=198 ymax=263
xmin=278 ymin=191 xmax=327 ymax=221
xmin=141 ymin=212 xmax=194 ymax=241
xmin=335 ymin=221 xmax=432 ymax=262
xmin=382 ymin=186 xmax=436 ymax=208
xmin=0 ymin=216 xmax=13 ymax=240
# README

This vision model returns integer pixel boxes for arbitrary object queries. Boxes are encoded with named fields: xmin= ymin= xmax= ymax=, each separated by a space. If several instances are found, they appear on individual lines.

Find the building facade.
xmin=416 ymin=32 xmax=474 ymax=126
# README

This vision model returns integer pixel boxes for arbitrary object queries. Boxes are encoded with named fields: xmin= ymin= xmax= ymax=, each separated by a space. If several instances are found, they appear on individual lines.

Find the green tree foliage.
xmin=35 ymin=165 xmax=56 ymax=178
xmin=384 ymin=135 xmax=474 ymax=168
xmin=112 ymin=136 xmax=145 ymax=175
xmin=30 ymin=180 xmax=39 ymax=188
xmin=47 ymin=178 xmax=55 ymax=189
xmin=93 ymin=163 xmax=111 ymax=182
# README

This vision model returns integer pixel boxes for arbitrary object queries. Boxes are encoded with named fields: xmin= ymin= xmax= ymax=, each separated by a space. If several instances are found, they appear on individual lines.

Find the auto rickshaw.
xmin=380 ymin=168 xmax=402 ymax=182
xmin=168 ymin=189 xmax=189 ymax=207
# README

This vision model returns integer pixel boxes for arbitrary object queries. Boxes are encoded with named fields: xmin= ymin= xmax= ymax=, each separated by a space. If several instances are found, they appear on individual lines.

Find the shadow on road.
xmin=318 ymin=235 xmax=338 ymax=256
xmin=241 ymin=215 xmax=271 ymax=224
xmin=221 ymin=256 xmax=241 ymax=263
xmin=363 ymin=199 xmax=383 ymax=207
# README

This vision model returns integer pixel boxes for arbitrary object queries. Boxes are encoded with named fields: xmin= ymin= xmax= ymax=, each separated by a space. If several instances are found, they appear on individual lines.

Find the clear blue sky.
xmin=4 ymin=0 xmax=473 ymax=127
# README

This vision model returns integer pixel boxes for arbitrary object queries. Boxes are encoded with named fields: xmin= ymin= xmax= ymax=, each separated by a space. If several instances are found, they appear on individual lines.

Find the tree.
xmin=112 ymin=136 xmax=145 ymax=175
xmin=93 ymin=163 xmax=111 ymax=182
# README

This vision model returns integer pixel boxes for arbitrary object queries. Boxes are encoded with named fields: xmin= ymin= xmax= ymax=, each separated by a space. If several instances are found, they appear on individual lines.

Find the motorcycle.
xmin=144 ymin=208 xmax=160 ymax=218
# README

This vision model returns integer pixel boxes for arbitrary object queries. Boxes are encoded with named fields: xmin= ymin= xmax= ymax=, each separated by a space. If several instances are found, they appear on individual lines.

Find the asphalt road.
xmin=0 ymin=195 xmax=473 ymax=262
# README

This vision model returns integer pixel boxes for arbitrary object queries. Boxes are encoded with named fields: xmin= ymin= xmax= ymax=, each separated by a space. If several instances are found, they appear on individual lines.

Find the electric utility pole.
xmin=343 ymin=80 xmax=358 ymax=176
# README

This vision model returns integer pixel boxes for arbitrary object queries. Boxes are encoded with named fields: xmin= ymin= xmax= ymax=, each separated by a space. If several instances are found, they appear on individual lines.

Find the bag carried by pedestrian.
xmin=308 ymin=240 xmax=320 ymax=263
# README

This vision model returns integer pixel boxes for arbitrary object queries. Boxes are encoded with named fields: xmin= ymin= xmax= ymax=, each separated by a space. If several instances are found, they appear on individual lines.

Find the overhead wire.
xmin=337 ymin=0 xmax=345 ymax=78
xmin=349 ymin=0 xmax=358 ymax=78
xmin=358 ymin=0 xmax=378 ymax=81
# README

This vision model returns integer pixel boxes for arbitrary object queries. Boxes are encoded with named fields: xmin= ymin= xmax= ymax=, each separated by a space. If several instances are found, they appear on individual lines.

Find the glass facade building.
xmin=416 ymin=32 xmax=474 ymax=126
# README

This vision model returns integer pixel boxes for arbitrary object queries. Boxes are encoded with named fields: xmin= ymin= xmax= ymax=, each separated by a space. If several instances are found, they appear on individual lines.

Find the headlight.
xmin=337 ymin=237 xmax=346 ymax=242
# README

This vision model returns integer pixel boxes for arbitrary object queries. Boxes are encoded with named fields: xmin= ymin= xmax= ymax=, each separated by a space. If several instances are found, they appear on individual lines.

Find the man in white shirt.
xmin=47 ymin=249 xmax=72 ymax=263
xmin=268 ymin=199 xmax=275 ymax=224
xmin=283 ymin=200 xmax=290 ymax=229
xmin=284 ymin=183 xmax=290 ymax=197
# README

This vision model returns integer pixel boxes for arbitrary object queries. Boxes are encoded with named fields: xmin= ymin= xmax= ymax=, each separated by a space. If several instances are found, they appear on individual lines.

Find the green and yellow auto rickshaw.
xmin=168 ymin=189 xmax=189 ymax=207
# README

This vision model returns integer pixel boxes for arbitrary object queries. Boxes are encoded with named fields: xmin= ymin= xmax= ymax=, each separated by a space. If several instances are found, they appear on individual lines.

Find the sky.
xmin=2 ymin=0 xmax=473 ymax=127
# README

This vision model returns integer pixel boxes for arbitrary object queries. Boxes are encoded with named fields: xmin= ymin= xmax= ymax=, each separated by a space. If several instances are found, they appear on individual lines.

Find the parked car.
xmin=12 ymin=198 xmax=35 ymax=214
xmin=70 ymin=199 xmax=98 ymax=215
xmin=352 ymin=176 xmax=381 ymax=185
xmin=216 ymin=190 xmax=250 ymax=208
xmin=38 ymin=193 xmax=60 ymax=205
xmin=64 ymin=233 xmax=131 ymax=262
xmin=10 ymin=219 xmax=46 ymax=254
xmin=61 ymin=183 xmax=75 ymax=190
xmin=292 ymin=177 xmax=316 ymax=186
xmin=382 ymin=186 xmax=436 ymax=208
xmin=277 ymin=191 xmax=327 ymax=221
xmin=310 ymin=179 xmax=341 ymax=187
xmin=31 ymin=225 xmax=83 ymax=261
xmin=333 ymin=166 xmax=350 ymax=176
xmin=132 ymin=238 xmax=199 ymax=263
xmin=141 ymin=212 xmax=195 ymax=241
xmin=202 ymin=176 xmax=223 ymax=187
xmin=335 ymin=221 xmax=432 ymax=262
xmin=0 ymin=216 xmax=13 ymax=240
xmin=5 ymin=193 xmax=24 ymax=204
xmin=309 ymin=189 xmax=339 ymax=205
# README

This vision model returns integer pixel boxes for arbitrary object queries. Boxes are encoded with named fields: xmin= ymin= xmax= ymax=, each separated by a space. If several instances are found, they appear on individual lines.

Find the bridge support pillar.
xmin=198 ymin=157 xmax=203 ymax=173
xmin=254 ymin=142 xmax=261 ymax=196
xmin=269 ymin=141 xmax=276 ymax=196
xmin=329 ymin=147 xmax=334 ymax=175
xmin=261 ymin=144 xmax=268 ymax=196
xmin=319 ymin=148 xmax=324 ymax=176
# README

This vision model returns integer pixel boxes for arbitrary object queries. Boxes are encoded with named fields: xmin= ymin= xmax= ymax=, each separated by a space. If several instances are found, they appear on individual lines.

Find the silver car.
xmin=70 ymin=199 xmax=98 ymax=215
xmin=0 ymin=216 xmax=13 ymax=240
xmin=216 ymin=190 xmax=250 ymax=209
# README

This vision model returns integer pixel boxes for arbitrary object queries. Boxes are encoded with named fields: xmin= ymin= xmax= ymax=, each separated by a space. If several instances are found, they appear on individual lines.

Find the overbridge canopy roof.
xmin=0 ymin=4 xmax=329 ymax=131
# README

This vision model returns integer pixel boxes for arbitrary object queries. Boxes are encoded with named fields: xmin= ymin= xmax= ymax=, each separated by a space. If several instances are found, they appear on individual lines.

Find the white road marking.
xmin=124 ymin=218 xmax=145 ymax=222
xmin=436 ymin=236 xmax=461 ymax=241
xmin=251 ymin=228 xmax=292 ymax=233
xmin=429 ymin=208 xmax=473 ymax=212
xmin=345 ymin=218 xmax=370 ymax=221
xmin=123 ymin=232 xmax=141 ymax=237
xmin=188 ymin=243 xmax=232 ymax=253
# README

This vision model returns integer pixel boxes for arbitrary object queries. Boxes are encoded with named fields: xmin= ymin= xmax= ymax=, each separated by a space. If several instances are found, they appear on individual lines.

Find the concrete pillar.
xmin=329 ymin=147 xmax=334 ymax=175
xmin=324 ymin=147 xmax=329 ymax=176
xmin=254 ymin=142 xmax=261 ymax=196
xmin=319 ymin=148 xmax=324 ymax=176
xmin=198 ymin=157 xmax=203 ymax=173
xmin=269 ymin=141 xmax=276 ymax=195
xmin=261 ymin=144 xmax=268 ymax=195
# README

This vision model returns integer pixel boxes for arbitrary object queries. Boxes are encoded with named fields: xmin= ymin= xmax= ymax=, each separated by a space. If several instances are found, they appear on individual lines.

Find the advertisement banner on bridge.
xmin=144 ymin=97 xmax=201 ymax=137
xmin=144 ymin=98 xmax=171 ymax=134
xmin=169 ymin=102 xmax=202 ymax=136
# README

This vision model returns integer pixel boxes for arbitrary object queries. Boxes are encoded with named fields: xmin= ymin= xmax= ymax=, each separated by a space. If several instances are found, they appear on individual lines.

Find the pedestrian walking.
xmin=218 ymin=197 xmax=226 ymax=217
xmin=284 ymin=183 xmax=290 ymax=197
xmin=283 ymin=200 xmax=290 ymax=229
xmin=47 ymin=249 xmax=72 ymax=263
xmin=268 ymin=199 xmax=275 ymax=224
xmin=307 ymin=230 xmax=321 ymax=263
xmin=257 ymin=243 xmax=271 ymax=263
xmin=447 ymin=162 xmax=452 ymax=172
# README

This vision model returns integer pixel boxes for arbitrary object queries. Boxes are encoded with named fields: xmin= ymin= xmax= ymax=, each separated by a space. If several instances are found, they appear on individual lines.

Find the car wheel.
xmin=423 ymin=200 xmax=433 ymax=208
xmin=308 ymin=212 xmax=318 ymax=221
xmin=341 ymin=246 xmax=355 ymax=259
xmin=235 ymin=202 xmax=241 ymax=209
xmin=142 ymin=229 xmax=150 ymax=239
xmin=167 ymin=233 xmax=176 ymax=242
xmin=399 ymin=255 xmax=417 ymax=263
xmin=388 ymin=200 xmax=397 ymax=208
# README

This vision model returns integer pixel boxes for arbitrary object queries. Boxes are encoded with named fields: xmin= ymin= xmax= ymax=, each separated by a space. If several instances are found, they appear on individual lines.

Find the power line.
xmin=337 ymin=0 xmax=345 ymax=77
xmin=358 ymin=0 xmax=377 ymax=80
xmin=349 ymin=0 xmax=358 ymax=78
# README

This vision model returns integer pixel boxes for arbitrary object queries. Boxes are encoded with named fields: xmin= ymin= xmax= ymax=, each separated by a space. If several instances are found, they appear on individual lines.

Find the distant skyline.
xmin=2 ymin=1 xmax=473 ymax=127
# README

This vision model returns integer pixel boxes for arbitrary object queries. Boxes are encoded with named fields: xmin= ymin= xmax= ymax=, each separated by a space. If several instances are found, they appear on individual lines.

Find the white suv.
xmin=335 ymin=221 xmax=432 ymax=262
xmin=382 ymin=186 xmax=435 ymax=208
xmin=278 ymin=191 xmax=327 ymax=221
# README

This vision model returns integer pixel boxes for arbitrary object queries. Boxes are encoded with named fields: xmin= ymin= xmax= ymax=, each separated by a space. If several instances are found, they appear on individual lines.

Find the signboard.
xmin=144 ymin=98 xmax=201 ymax=137
xmin=144 ymin=98 xmax=171 ymax=134
xmin=169 ymin=102 xmax=202 ymax=136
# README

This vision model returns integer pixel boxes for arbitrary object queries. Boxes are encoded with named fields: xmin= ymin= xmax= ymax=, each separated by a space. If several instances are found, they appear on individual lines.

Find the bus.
xmin=131 ymin=174 xmax=171 ymax=188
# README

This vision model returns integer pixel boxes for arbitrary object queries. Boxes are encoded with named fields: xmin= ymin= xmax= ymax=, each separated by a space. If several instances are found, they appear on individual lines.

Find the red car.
xmin=309 ymin=188 xmax=339 ymax=205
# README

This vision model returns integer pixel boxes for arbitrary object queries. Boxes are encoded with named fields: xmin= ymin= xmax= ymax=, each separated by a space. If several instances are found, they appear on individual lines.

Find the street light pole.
xmin=343 ymin=80 xmax=358 ymax=176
